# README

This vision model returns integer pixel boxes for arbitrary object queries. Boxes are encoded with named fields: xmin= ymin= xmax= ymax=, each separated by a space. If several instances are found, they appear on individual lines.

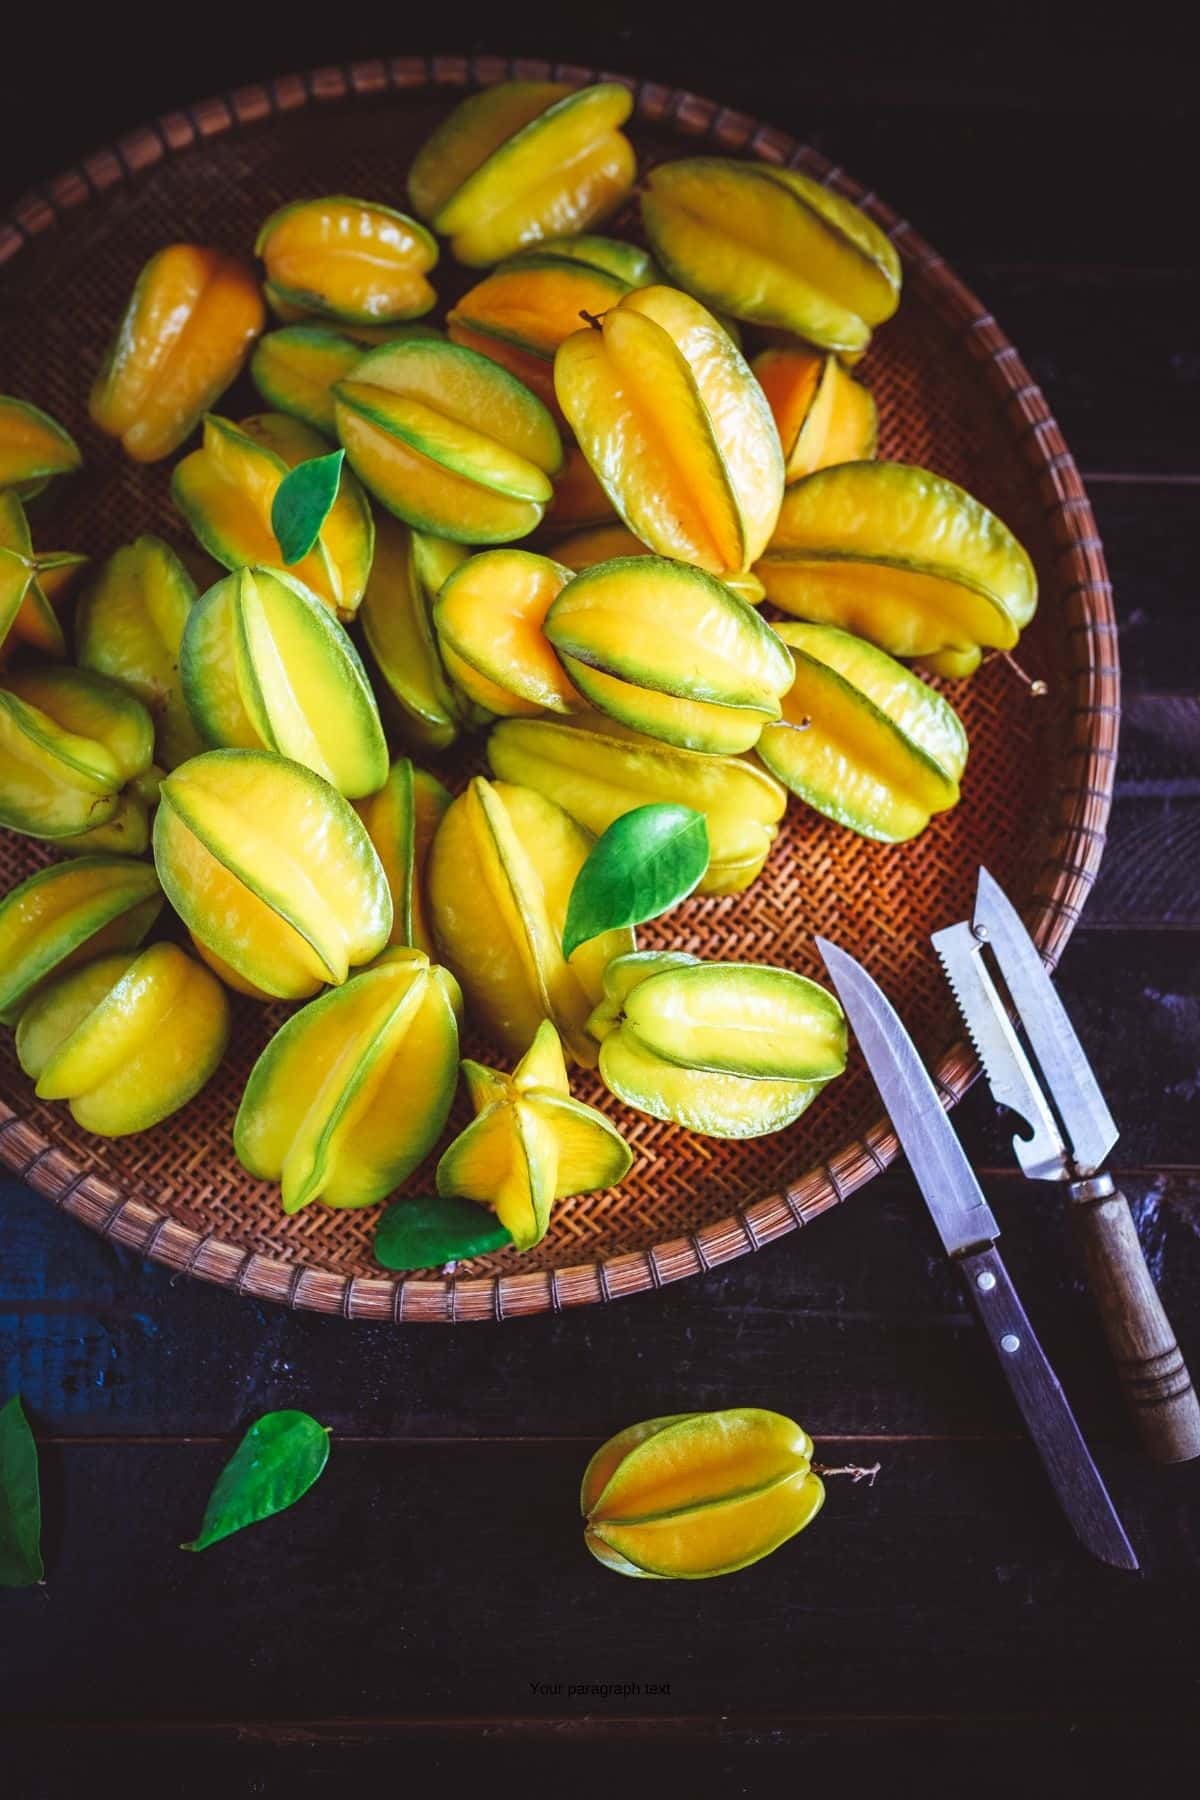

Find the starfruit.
xmin=754 ymin=348 xmax=877 ymax=482
xmin=0 ymin=666 xmax=158 ymax=852
xmin=488 ymin=716 xmax=787 ymax=896
xmin=754 ymin=461 xmax=1038 ymax=678
xmin=358 ymin=513 xmax=472 ymax=751
xmin=75 ymin=535 xmax=203 ymax=770
xmin=543 ymin=556 xmax=792 ymax=754
xmin=250 ymin=324 xmax=439 ymax=436
xmin=434 ymin=549 xmax=581 ymax=718
xmin=582 ymin=1409 xmax=824 ymax=1579
xmin=89 ymin=244 xmax=265 ymax=462
xmin=0 ymin=856 xmax=163 ymax=1025
xmin=428 ymin=775 xmax=634 ymax=1066
xmin=588 ymin=952 xmax=846 ymax=1138
xmin=757 ymin=623 xmax=968 ymax=841
xmin=234 ymin=947 xmax=461 ymax=1213
xmin=555 ymin=285 xmax=784 ymax=578
xmin=355 ymin=757 xmax=451 ymax=955
xmin=15 ymin=943 xmax=229 ymax=1136
xmin=437 ymin=1020 xmax=631 ymax=1250
xmin=334 ymin=337 xmax=563 ymax=543
xmin=641 ymin=160 xmax=901 ymax=357
xmin=179 ymin=565 xmax=387 ymax=798
xmin=255 ymin=196 xmax=438 ymax=326
xmin=551 ymin=522 xmax=765 ymax=607
xmin=407 ymin=81 xmax=636 ymax=267
xmin=0 ymin=492 xmax=88 ymax=665
xmin=0 ymin=396 xmax=81 ymax=499
xmin=153 ymin=749 xmax=392 ymax=1000
xmin=544 ymin=446 xmax=617 ymax=533
xmin=172 ymin=413 xmax=375 ymax=621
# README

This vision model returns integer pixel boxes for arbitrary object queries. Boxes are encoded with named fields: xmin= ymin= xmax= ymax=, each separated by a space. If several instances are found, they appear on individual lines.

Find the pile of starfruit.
xmin=0 ymin=76 xmax=1040 ymax=1262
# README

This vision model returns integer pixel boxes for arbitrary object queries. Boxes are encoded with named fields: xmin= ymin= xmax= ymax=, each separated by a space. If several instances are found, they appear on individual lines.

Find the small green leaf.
xmin=0 ymin=1394 xmax=43 ymax=1586
xmin=181 ymin=1410 xmax=330 ymax=1552
xmin=562 ymin=804 xmax=709 ymax=959
xmin=270 ymin=450 xmax=344 ymax=564
xmin=375 ymin=1194 xmax=513 ymax=1271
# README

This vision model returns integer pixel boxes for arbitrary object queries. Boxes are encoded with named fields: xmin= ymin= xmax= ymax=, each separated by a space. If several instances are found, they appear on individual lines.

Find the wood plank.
xmin=1091 ymin=486 xmax=1200 ymax=688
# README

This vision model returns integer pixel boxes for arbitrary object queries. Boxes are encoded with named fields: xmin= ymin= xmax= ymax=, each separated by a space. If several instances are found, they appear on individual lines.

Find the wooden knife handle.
xmin=1069 ymin=1176 xmax=1200 ymax=1464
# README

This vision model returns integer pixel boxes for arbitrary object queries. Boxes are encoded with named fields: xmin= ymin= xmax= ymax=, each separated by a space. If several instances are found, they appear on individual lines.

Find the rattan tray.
xmin=0 ymin=55 xmax=1117 ymax=1323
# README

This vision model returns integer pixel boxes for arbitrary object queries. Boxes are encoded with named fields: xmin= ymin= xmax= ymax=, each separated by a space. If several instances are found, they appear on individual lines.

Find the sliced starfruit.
xmin=428 ymin=775 xmax=634 ymax=1067
xmin=555 ymin=285 xmax=784 ymax=577
xmin=0 ymin=666 xmax=156 ymax=849
xmin=754 ymin=347 xmax=877 ymax=482
xmin=89 ymin=244 xmax=265 ymax=462
xmin=255 ymin=196 xmax=437 ymax=325
xmin=543 ymin=556 xmax=792 ymax=754
xmin=354 ymin=757 xmax=451 ymax=955
xmin=250 ymin=323 xmax=442 ymax=435
xmin=582 ymin=1408 xmax=824 ymax=1579
xmin=0 ymin=856 xmax=163 ymax=1025
xmin=434 ymin=549 xmax=581 ymax=718
xmin=0 ymin=491 xmax=87 ymax=664
xmin=551 ymin=521 xmax=765 ymax=606
xmin=334 ymin=337 xmax=563 ymax=543
xmin=754 ymin=461 xmax=1038 ymax=678
xmin=172 ymin=413 xmax=375 ymax=622
xmin=180 ymin=565 xmax=387 ymax=798
xmin=16 ymin=943 xmax=229 ymax=1137
xmin=408 ymin=81 xmax=636 ymax=267
xmin=642 ymin=159 xmax=901 ymax=356
xmin=437 ymin=1019 xmax=631 ymax=1250
xmin=0 ymin=396 xmax=81 ymax=498
xmin=757 ymin=623 xmax=967 ymax=841
xmin=488 ymin=716 xmax=786 ymax=896
xmin=589 ymin=952 xmax=846 ymax=1138
xmin=75 ymin=535 xmax=203 ymax=770
xmin=234 ymin=947 xmax=461 ymax=1213
xmin=153 ymin=749 xmax=392 ymax=1000
xmin=358 ymin=512 xmax=471 ymax=751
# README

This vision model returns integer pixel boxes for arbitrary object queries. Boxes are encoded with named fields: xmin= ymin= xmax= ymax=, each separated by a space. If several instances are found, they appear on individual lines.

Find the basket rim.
xmin=0 ymin=53 xmax=1119 ymax=1324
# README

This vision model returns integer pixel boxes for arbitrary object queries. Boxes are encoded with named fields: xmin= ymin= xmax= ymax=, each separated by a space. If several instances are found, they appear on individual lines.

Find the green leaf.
xmin=562 ymin=804 xmax=709 ymax=959
xmin=181 ymin=1410 xmax=330 ymax=1552
xmin=270 ymin=450 xmax=344 ymax=564
xmin=375 ymin=1194 xmax=513 ymax=1271
xmin=0 ymin=1394 xmax=43 ymax=1586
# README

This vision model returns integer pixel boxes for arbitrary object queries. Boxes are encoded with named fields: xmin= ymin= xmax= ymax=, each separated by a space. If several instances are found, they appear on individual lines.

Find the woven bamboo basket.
xmin=0 ymin=56 xmax=1118 ymax=1323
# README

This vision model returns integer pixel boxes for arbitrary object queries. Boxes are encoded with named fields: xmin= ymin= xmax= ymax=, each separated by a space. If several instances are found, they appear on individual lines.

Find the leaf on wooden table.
xmin=181 ymin=1410 xmax=330 ymax=1552
xmin=0 ymin=1394 xmax=43 ymax=1587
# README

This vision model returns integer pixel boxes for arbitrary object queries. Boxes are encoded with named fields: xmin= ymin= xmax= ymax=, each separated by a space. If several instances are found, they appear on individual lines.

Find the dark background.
xmin=3 ymin=12 xmax=1199 ymax=1795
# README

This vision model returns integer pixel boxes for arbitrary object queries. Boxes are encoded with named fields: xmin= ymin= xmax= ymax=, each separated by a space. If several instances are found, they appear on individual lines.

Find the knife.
xmin=816 ymin=935 xmax=1139 ymax=1571
xmin=932 ymin=865 xmax=1200 ymax=1465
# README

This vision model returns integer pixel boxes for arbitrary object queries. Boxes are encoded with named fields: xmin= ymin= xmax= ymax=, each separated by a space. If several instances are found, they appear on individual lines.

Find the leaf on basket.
xmin=270 ymin=450 xmax=345 ymax=564
xmin=181 ymin=1409 xmax=330 ymax=1552
xmin=375 ymin=1194 xmax=513 ymax=1271
xmin=563 ymin=804 xmax=709 ymax=959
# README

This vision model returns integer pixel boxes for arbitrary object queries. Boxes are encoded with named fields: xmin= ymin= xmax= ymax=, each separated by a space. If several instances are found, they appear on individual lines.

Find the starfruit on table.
xmin=407 ymin=81 xmax=637 ymax=267
xmin=641 ymin=159 xmax=901 ymax=357
xmin=588 ymin=951 xmax=847 ymax=1138
xmin=172 ymin=413 xmax=375 ymax=621
xmin=89 ymin=244 xmax=265 ymax=462
xmin=358 ymin=513 xmax=472 ymax=751
xmin=179 ymin=565 xmax=387 ymax=798
xmin=753 ymin=347 xmax=877 ymax=482
xmin=428 ymin=775 xmax=634 ymax=1067
xmin=354 ymin=757 xmax=450 ymax=955
xmin=757 ymin=623 xmax=968 ymax=841
xmin=487 ymin=716 xmax=787 ymax=897
xmin=234 ymin=947 xmax=461 ymax=1213
xmin=153 ymin=749 xmax=392 ymax=1000
xmin=250 ymin=324 xmax=439 ymax=436
xmin=75 ymin=535 xmax=203 ymax=770
xmin=0 ymin=396 xmax=81 ymax=500
xmin=556 ymin=285 xmax=784 ymax=579
xmin=0 ymin=666 xmax=159 ymax=853
xmin=754 ymin=461 xmax=1038 ymax=678
xmin=255 ymin=196 xmax=438 ymax=325
xmin=333 ymin=337 xmax=563 ymax=543
xmin=433 ymin=549 xmax=582 ymax=718
xmin=0 ymin=856 xmax=163 ymax=1025
xmin=582 ymin=1408 xmax=824 ymax=1579
xmin=542 ymin=556 xmax=792 ymax=753
xmin=550 ymin=521 xmax=765 ymax=607
xmin=436 ymin=1019 xmax=631 ymax=1250
xmin=15 ymin=943 xmax=229 ymax=1136
xmin=0 ymin=491 xmax=83 ymax=664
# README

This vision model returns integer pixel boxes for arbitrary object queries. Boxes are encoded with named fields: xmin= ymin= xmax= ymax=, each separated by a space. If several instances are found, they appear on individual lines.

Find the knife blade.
xmin=816 ymin=935 xmax=1138 ymax=1570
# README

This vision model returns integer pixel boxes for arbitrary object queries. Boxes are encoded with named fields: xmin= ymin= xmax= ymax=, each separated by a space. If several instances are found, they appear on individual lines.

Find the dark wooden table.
xmin=3 ymin=23 xmax=1198 ymax=1794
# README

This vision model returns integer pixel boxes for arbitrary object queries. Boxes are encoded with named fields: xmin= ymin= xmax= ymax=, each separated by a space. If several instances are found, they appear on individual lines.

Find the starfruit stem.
xmin=579 ymin=309 xmax=610 ymax=331
xmin=812 ymin=1461 xmax=882 ymax=1486
xmin=994 ymin=651 xmax=1048 ymax=697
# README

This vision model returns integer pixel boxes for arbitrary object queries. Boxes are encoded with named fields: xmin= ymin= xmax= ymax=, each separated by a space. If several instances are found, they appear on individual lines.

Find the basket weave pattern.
xmin=0 ymin=58 xmax=1117 ymax=1322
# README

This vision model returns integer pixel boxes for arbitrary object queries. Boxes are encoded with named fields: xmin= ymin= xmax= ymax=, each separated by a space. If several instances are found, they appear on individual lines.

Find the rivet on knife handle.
xmin=1069 ymin=1174 xmax=1200 ymax=1465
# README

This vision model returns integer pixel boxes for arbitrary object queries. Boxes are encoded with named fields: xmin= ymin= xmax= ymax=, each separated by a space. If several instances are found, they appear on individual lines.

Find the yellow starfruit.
xmin=0 ymin=856 xmax=163 ymax=1025
xmin=434 ymin=548 xmax=582 ymax=718
xmin=255 ymin=196 xmax=438 ymax=325
xmin=0 ymin=666 xmax=158 ymax=852
xmin=754 ymin=347 xmax=877 ymax=482
xmin=354 ymin=757 xmax=451 ymax=955
xmin=0 ymin=396 xmax=81 ymax=499
xmin=358 ymin=512 xmax=473 ymax=751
